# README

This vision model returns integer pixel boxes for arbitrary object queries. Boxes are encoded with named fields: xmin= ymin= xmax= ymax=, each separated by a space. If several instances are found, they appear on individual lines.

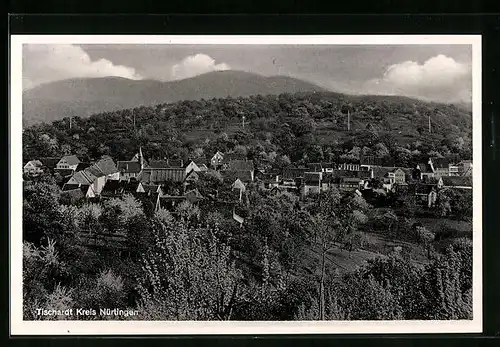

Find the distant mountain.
xmin=22 ymin=71 xmax=328 ymax=126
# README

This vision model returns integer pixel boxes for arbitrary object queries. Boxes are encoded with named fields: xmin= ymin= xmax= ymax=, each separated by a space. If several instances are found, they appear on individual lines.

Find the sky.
xmin=22 ymin=44 xmax=473 ymax=103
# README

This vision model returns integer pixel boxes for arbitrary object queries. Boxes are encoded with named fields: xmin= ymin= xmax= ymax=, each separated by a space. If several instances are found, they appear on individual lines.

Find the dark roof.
xmin=304 ymin=172 xmax=321 ymax=185
xmin=117 ymin=161 xmax=142 ymax=173
xmin=101 ymin=180 xmax=123 ymax=196
xmin=306 ymin=163 xmax=323 ymax=172
xmin=39 ymin=157 xmax=60 ymax=169
xmin=75 ymin=162 xmax=92 ymax=172
xmin=282 ymin=167 xmax=308 ymax=179
xmin=54 ymin=168 xmax=76 ymax=178
xmin=149 ymin=159 xmax=184 ymax=168
xmin=59 ymin=155 xmax=80 ymax=166
xmin=431 ymin=156 xmax=460 ymax=168
xmin=228 ymin=160 xmax=254 ymax=171
xmin=62 ymin=183 xmax=86 ymax=191
xmin=441 ymin=176 xmax=472 ymax=187
xmin=137 ymin=168 xmax=186 ymax=183
xmin=222 ymin=153 xmax=246 ymax=164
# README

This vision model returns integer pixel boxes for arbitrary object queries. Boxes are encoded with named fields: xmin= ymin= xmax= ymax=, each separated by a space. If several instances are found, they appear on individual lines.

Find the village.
xmin=23 ymin=148 xmax=473 ymax=227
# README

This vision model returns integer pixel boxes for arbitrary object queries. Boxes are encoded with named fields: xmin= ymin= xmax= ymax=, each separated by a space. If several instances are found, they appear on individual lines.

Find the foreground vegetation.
xmin=23 ymin=173 xmax=473 ymax=321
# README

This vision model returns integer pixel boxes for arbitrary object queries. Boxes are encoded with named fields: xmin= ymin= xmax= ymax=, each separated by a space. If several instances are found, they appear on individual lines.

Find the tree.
xmin=415 ymin=226 xmax=435 ymax=259
xmin=23 ymin=181 xmax=65 ymax=244
xmin=175 ymin=200 xmax=201 ymax=223
xmin=136 ymin=220 xmax=243 ymax=320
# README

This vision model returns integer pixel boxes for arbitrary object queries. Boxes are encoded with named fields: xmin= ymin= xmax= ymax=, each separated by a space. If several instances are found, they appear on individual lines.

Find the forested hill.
xmin=23 ymin=91 xmax=473 ymax=167
xmin=22 ymin=71 xmax=328 ymax=126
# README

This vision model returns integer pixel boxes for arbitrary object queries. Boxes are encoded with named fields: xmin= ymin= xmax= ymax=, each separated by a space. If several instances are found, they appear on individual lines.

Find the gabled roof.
xmin=228 ymin=160 xmax=254 ymax=171
xmin=85 ymin=165 xmax=106 ymax=178
xmin=94 ymin=156 xmax=118 ymax=175
xmin=25 ymin=160 xmax=43 ymax=168
xmin=117 ymin=161 xmax=142 ymax=173
xmin=59 ymin=155 xmax=80 ymax=166
xmin=441 ymin=176 xmax=472 ymax=187
xmin=198 ymin=164 xmax=208 ymax=171
xmin=137 ymin=168 xmax=186 ymax=183
xmin=68 ymin=170 xmax=94 ymax=185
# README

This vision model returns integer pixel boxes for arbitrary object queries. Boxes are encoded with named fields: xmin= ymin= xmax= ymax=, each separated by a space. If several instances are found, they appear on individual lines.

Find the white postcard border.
xmin=10 ymin=34 xmax=482 ymax=335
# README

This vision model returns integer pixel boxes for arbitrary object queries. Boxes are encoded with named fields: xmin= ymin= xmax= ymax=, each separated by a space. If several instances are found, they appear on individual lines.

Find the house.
xmin=210 ymin=151 xmax=224 ymax=168
xmin=23 ymin=160 xmax=43 ymax=175
xmin=94 ymin=156 xmax=120 ymax=181
xmin=137 ymin=168 xmax=186 ymax=184
xmin=413 ymin=184 xmax=438 ymax=208
xmin=431 ymin=157 xmax=460 ymax=177
xmin=301 ymin=172 xmax=322 ymax=196
xmin=56 ymin=155 xmax=80 ymax=171
xmin=185 ymin=170 xmax=200 ymax=186
xmin=441 ymin=176 xmax=472 ymax=190
xmin=63 ymin=165 xmax=107 ymax=196
xmin=100 ymin=180 xmax=125 ymax=199
xmin=337 ymin=159 xmax=361 ymax=171
xmin=117 ymin=161 xmax=143 ymax=181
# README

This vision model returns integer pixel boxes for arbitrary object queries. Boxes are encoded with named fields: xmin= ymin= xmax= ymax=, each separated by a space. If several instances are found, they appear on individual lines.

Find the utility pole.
xmin=242 ymin=115 xmax=246 ymax=129
xmin=69 ymin=116 xmax=72 ymax=130
xmin=347 ymin=109 xmax=351 ymax=131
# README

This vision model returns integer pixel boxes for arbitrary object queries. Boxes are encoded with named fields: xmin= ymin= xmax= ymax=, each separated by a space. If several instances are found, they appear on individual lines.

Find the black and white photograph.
xmin=10 ymin=35 xmax=482 ymax=334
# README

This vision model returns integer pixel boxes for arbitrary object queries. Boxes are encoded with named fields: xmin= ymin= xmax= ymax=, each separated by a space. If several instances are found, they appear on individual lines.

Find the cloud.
xmin=171 ymin=54 xmax=230 ymax=80
xmin=363 ymin=54 xmax=472 ymax=103
xmin=23 ymin=44 xmax=142 ymax=90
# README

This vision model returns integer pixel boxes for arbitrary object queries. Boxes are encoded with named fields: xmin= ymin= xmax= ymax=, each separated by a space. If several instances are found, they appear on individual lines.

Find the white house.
xmin=23 ymin=160 xmax=43 ymax=175
xmin=56 ymin=155 xmax=80 ymax=171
